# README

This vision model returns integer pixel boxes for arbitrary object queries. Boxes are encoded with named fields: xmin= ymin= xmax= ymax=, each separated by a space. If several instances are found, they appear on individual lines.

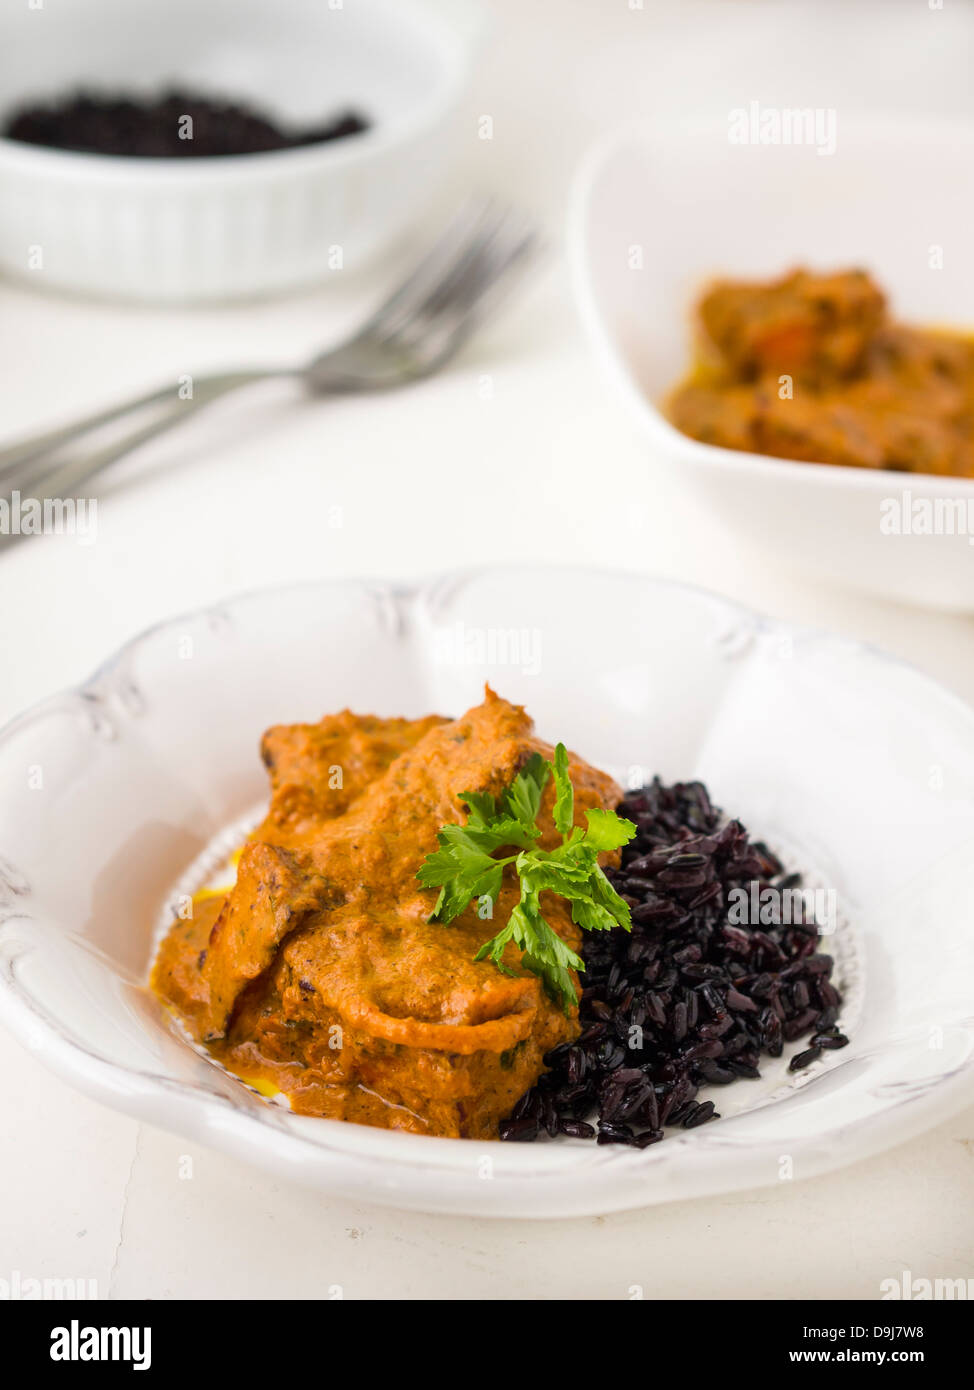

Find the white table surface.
xmin=2 ymin=0 xmax=973 ymax=1300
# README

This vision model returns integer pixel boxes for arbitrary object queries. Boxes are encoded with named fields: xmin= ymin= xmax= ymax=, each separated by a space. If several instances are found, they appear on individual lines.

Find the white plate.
xmin=569 ymin=114 xmax=974 ymax=612
xmin=0 ymin=568 xmax=972 ymax=1217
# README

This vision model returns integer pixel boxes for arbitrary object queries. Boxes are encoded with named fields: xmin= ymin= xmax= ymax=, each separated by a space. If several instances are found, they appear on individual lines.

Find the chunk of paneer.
xmin=196 ymin=841 xmax=336 ymax=1040
xmin=256 ymin=711 xmax=447 ymax=843
xmin=698 ymin=268 xmax=887 ymax=380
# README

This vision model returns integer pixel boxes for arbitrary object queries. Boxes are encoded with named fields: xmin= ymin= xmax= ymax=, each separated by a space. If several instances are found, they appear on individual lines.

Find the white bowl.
xmin=569 ymin=115 xmax=974 ymax=612
xmin=1 ymin=568 xmax=972 ymax=1217
xmin=0 ymin=0 xmax=482 ymax=302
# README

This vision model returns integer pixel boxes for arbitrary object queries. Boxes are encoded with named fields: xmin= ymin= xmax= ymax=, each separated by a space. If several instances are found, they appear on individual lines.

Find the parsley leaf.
xmin=416 ymin=743 xmax=636 ymax=1010
xmin=500 ymin=751 xmax=549 ymax=831
xmin=552 ymin=741 xmax=574 ymax=836
xmin=416 ymin=827 xmax=506 ymax=924
xmin=582 ymin=806 xmax=636 ymax=852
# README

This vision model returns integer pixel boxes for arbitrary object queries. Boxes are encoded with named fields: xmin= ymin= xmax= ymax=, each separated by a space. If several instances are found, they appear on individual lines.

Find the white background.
xmin=1 ymin=0 xmax=973 ymax=1298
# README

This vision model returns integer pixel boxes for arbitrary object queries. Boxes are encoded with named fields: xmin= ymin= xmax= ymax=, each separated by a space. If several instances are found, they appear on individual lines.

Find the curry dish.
xmin=151 ymin=691 xmax=621 ymax=1139
xmin=665 ymin=268 xmax=974 ymax=477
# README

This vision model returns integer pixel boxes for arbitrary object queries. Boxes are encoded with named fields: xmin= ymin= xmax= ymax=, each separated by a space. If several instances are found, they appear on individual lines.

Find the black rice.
xmin=500 ymin=778 xmax=844 ymax=1145
xmin=4 ymin=90 xmax=370 ymax=159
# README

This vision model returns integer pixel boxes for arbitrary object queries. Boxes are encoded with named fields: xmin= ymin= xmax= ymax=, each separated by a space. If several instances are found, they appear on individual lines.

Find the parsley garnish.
xmin=416 ymin=745 xmax=636 ymax=1010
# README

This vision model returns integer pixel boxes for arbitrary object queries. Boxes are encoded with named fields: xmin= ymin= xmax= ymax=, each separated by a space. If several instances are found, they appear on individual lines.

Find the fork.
xmin=0 ymin=202 xmax=537 ymax=513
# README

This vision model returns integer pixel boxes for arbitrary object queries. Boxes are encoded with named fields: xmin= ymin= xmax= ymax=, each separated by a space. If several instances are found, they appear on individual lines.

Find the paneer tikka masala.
xmin=151 ymin=690 xmax=621 ymax=1139
xmin=666 ymin=268 xmax=974 ymax=477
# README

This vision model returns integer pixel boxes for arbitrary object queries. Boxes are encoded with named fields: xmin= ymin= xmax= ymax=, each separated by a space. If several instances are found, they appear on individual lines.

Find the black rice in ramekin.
xmin=501 ymin=779 xmax=847 ymax=1145
xmin=4 ymin=91 xmax=369 ymax=159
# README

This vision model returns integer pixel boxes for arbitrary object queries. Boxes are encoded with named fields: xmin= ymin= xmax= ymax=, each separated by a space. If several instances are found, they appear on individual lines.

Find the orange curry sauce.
xmin=151 ymin=690 xmax=621 ymax=1139
xmin=665 ymin=268 xmax=974 ymax=477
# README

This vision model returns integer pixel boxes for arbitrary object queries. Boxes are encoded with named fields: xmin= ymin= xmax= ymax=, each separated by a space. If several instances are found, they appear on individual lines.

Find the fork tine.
xmin=383 ymin=214 xmax=540 ymax=356
xmin=454 ymin=229 xmax=538 ymax=331
xmin=388 ymin=207 xmax=525 ymax=333
xmin=311 ymin=203 xmax=541 ymax=391
xmin=427 ymin=215 xmax=538 ymax=325
xmin=348 ymin=200 xmax=503 ymax=343
xmin=427 ymin=236 xmax=539 ymax=366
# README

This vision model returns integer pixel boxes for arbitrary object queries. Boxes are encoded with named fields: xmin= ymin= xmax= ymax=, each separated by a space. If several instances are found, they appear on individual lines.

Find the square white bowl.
xmin=0 ymin=568 xmax=972 ymax=1217
xmin=569 ymin=114 xmax=974 ymax=612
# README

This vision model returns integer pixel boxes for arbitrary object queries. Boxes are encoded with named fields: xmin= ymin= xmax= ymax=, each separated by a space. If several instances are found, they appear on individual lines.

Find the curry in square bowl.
xmin=665 ymin=267 xmax=974 ymax=478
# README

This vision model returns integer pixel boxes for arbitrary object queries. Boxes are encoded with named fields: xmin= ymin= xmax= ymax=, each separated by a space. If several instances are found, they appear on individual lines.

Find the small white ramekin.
xmin=0 ymin=0 xmax=483 ymax=303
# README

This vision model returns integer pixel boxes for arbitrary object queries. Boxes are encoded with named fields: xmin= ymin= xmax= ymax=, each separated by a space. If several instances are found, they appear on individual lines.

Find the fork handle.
xmin=0 ymin=369 xmax=290 ymax=488
xmin=0 ymin=395 xmax=225 ymax=533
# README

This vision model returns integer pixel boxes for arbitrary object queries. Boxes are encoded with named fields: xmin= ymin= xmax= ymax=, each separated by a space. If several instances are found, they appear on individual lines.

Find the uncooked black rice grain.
xmin=501 ymin=777 xmax=844 ymax=1145
xmin=4 ymin=90 xmax=369 ymax=158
